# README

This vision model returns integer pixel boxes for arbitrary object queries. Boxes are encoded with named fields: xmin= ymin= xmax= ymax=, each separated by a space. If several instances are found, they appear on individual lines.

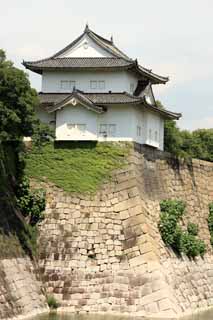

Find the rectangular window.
xmin=67 ymin=124 xmax=86 ymax=134
xmin=137 ymin=126 xmax=141 ymax=136
xmin=90 ymin=81 xmax=97 ymax=89
xmin=90 ymin=80 xmax=105 ymax=90
xmin=99 ymin=124 xmax=116 ymax=137
xmin=99 ymin=124 xmax=107 ymax=136
xmin=99 ymin=81 xmax=105 ymax=90
xmin=155 ymin=130 xmax=158 ymax=142
xmin=67 ymin=123 xmax=75 ymax=130
xmin=77 ymin=124 xmax=86 ymax=133
xmin=108 ymin=124 xmax=116 ymax=137
xmin=149 ymin=129 xmax=152 ymax=140
xmin=60 ymin=80 xmax=76 ymax=91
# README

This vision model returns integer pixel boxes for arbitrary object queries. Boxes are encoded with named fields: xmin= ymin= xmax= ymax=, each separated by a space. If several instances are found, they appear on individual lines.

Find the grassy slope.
xmin=25 ymin=142 xmax=130 ymax=193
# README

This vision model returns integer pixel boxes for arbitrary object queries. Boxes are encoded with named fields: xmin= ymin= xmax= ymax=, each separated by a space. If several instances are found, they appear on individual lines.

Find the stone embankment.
xmin=0 ymin=257 xmax=47 ymax=320
xmin=36 ymin=145 xmax=213 ymax=318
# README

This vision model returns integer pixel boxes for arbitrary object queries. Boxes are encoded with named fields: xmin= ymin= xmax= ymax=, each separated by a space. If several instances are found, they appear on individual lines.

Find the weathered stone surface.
xmin=34 ymin=145 xmax=213 ymax=318
xmin=0 ymin=258 xmax=47 ymax=320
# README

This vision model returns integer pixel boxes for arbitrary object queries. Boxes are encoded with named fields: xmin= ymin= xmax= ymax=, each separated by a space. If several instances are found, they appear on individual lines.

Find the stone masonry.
xmin=37 ymin=145 xmax=213 ymax=318
xmin=0 ymin=257 xmax=47 ymax=320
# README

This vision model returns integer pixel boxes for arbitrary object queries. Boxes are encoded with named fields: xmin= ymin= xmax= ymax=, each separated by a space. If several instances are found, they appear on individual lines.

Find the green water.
xmin=30 ymin=310 xmax=213 ymax=320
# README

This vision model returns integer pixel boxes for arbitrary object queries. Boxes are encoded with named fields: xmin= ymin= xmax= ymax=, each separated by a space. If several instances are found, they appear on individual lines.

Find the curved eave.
xmin=141 ymin=99 xmax=181 ymax=120
xmin=22 ymin=63 xmax=133 ymax=75
xmin=132 ymin=61 xmax=169 ymax=84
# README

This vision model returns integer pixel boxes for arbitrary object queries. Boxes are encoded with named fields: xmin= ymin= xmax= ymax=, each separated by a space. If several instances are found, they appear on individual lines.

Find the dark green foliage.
xmin=47 ymin=295 xmax=59 ymax=309
xmin=187 ymin=222 xmax=199 ymax=236
xmin=159 ymin=199 xmax=206 ymax=258
xmin=0 ymin=50 xmax=38 ymax=141
xmin=164 ymin=120 xmax=183 ymax=157
xmin=16 ymin=176 xmax=45 ymax=226
xmin=180 ymin=232 xmax=206 ymax=258
xmin=0 ymin=51 xmax=46 ymax=259
xmin=156 ymin=100 xmax=213 ymax=162
xmin=19 ymin=224 xmax=39 ymax=257
xmin=159 ymin=200 xmax=185 ymax=247
xmin=208 ymin=203 xmax=213 ymax=246
xmin=32 ymin=121 xmax=55 ymax=148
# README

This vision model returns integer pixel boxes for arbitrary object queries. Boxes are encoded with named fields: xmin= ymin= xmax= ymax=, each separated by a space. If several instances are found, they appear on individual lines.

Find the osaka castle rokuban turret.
xmin=23 ymin=24 xmax=181 ymax=150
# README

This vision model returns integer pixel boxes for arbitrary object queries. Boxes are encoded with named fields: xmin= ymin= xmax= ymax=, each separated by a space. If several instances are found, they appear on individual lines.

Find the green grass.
xmin=25 ymin=141 xmax=130 ymax=193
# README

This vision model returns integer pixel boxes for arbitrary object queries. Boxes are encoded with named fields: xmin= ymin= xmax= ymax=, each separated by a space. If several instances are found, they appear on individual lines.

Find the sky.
xmin=1 ymin=0 xmax=213 ymax=131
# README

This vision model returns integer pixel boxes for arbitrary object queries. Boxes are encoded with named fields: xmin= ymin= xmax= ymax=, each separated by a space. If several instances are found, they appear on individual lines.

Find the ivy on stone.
xmin=16 ymin=176 xmax=45 ymax=226
xmin=158 ymin=199 xmax=206 ymax=258
xmin=208 ymin=203 xmax=213 ymax=246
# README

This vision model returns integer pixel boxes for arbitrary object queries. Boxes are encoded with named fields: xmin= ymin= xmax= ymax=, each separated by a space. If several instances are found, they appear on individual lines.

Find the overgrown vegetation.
xmin=208 ymin=203 xmax=213 ymax=246
xmin=157 ymin=101 xmax=213 ymax=162
xmin=0 ymin=49 xmax=38 ymax=141
xmin=0 ymin=50 xmax=46 ymax=258
xmin=25 ymin=141 xmax=130 ymax=193
xmin=47 ymin=295 xmax=59 ymax=309
xmin=158 ymin=199 xmax=206 ymax=258
xmin=16 ymin=177 xmax=45 ymax=226
xmin=15 ymin=177 xmax=45 ymax=256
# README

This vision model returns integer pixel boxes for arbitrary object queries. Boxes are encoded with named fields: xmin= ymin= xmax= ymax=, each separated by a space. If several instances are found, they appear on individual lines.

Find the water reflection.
xmin=30 ymin=309 xmax=213 ymax=320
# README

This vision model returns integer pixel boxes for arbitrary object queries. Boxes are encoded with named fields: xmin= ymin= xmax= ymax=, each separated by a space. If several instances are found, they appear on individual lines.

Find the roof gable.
xmin=52 ymin=25 xmax=130 ymax=60
xmin=58 ymin=34 xmax=114 ymax=58
xmin=45 ymin=91 xmax=104 ymax=114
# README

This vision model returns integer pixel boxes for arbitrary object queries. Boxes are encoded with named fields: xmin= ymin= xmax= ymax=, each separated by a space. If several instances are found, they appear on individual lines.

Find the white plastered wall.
xmin=42 ymin=70 xmax=138 ymax=94
xmin=55 ymin=104 xmax=135 ymax=142
xmin=39 ymin=103 xmax=164 ymax=150
xmin=144 ymin=111 xmax=164 ymax=150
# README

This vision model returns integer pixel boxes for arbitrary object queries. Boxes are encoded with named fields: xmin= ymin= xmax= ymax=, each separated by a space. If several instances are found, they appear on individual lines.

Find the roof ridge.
xmin=87 ymin=28 xmax=113 ymax=45
xmin=54 ymin=57 xmax=126 ymax=60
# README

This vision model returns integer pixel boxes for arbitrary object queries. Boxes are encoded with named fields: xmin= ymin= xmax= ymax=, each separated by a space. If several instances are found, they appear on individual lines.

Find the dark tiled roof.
xmin=24 ymin=57 xmax=132 ymax=73
xmin=39 ymin=92 xmax=141 ymax=107
xmin=38 ymin=91 xmax=181 ymax=120
xmin=23 ymin=26 xmax=169 ymax=84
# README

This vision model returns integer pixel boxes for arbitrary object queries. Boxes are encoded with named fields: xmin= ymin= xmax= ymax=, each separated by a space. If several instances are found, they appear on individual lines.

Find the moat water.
xmin=30 ymin=310 xmax=213 ymax=320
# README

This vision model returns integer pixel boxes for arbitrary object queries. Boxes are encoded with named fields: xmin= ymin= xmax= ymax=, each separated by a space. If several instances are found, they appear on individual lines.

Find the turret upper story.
xmin=23 ymin=25 xmax=169 ymax=102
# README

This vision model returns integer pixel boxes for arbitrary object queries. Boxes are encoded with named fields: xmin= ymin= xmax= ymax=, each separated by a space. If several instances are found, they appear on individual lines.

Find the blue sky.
xmin=1 ymin=0 xmax=213 ymax=130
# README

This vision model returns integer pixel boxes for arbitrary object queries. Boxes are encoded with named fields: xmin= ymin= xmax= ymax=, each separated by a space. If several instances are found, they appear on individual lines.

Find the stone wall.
xmin=37 ymin=145 xmax=213 ymax=318
xmin=0 ymin=257 xmax=47 ymax=320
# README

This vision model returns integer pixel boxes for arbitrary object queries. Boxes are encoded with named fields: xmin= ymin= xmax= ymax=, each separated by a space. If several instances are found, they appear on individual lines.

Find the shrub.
xmin=19 ymin=224 xmax=38 ymax=257
xmin=158 ymin=200 xmax=186 ymax=247
xmin=187 ymin=222 xmax=199 ymax=236
xmin=47 ymin=295 xmax=59 ymax=309
xmin=32 ymin=121 xmax=55 ymax=148
xmin=160 ymin=199 xmax=186 ymax=219
xmin=15 ymin=176 xmax=45 ymax=257
xmin=180 ymin=232 xmax=206 ymax=258
xmin=16 ymin=176 xmax=45 ymax=226
xmin=159 ymin=199 xmax=206 ymax=258
xmin=208 ymin=203 xmax=213 ymax=246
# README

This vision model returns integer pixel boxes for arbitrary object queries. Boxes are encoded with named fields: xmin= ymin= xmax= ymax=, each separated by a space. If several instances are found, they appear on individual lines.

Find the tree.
xmin=156 ymin=100 xmax=213 ymax=161
xmin=0 ymin=49 xmax=38 ymax=141
xmin=156 ymin=100 xmax=183 ymax=156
